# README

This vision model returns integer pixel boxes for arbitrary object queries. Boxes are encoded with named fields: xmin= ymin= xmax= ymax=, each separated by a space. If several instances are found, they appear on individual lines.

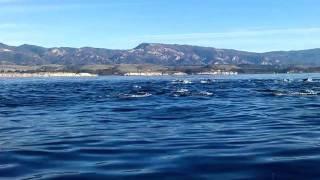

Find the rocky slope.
xmin=0 ymin=42 xmax=320 ymax=67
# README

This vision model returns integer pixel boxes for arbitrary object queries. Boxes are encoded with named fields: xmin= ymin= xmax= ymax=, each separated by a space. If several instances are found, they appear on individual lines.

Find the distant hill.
xmin=1 ymin=42 xmax=320 ymax=67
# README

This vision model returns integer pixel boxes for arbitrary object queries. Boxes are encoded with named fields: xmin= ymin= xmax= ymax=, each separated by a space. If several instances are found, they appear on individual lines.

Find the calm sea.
xmin=1 ymin=74 xmax=320 ymax=180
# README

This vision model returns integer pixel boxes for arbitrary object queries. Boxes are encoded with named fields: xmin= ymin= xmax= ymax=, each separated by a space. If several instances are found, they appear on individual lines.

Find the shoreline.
xmin=0 ymin=72 xmax=98 ymax=78
xmin=0 ymin=72 xmax=238 ymax=78
xmin=0 ymin=72 xmax=317 ymax=78
xmin=0 ymin=71 xmax=238 ymax=78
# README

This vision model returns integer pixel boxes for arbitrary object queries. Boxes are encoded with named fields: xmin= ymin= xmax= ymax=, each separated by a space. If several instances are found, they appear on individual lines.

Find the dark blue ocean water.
xmin=1 ymin=74 xmax=320 ymax=180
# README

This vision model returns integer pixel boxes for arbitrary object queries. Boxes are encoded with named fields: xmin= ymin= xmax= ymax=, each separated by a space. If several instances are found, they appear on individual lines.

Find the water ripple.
xmin=1 ymin=74 xmax=320 ymax=179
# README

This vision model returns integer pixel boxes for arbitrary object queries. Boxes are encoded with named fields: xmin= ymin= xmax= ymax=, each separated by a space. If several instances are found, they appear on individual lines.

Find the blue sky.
xmin=0 ymin=0 xmax=320 ymax=52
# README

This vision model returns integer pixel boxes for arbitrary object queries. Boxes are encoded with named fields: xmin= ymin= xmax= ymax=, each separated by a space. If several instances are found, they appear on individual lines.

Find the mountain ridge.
xmin=1 ymin=42 xmax=320 ymax=67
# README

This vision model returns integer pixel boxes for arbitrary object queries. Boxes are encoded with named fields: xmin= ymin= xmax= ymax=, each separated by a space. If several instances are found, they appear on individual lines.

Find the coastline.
xmin=0 ymin=72 xmax=98 ymax=78
xmin=124 ymin=71 xmax=238 ymax=76
xmin=0 ymin=71 xmax=316 ymax=78
xmin=0 ymin=70 xmax=238 ymax=78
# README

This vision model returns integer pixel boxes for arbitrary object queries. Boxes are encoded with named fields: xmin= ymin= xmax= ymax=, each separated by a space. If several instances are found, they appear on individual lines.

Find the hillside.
xmin=1 ymin=42 xmax=320 ymax=74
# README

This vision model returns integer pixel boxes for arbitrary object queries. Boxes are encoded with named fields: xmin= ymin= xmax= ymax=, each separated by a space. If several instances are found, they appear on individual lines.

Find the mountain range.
xmin=1 ymin=42 xmax=320 ymax=74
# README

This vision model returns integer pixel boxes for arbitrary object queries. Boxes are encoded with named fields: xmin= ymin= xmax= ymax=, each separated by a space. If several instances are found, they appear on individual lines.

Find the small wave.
xmin=198 ymin=91 xmax=213 ymax=96
xmin=133 ymin=85 xmax=141 ymax=89
xmin=200 ymin=79 xmax=214 ymax=84
xmin=303 ymin=77 xmax=313 ymax=82
xmin=283 ymin=79 xmax=292 ymax=83
xmin=292 ymin=90 xmax=319 ymax=96
xmin=257 ymin=89 xmax=289 ymax=96
xmin=273 ymin=92 xmax=288 ymax=96
xmin=176 ymin=89 xmax=189 ymax=93
xmin=129 ymin=92 xmax=152 ymax=98
xmin=258 ymin=89 xmax=285 ymax=93
xmin=267 ymin=89 xmax=319 ymax=96
xmin=120 ymin=92 xmax=152 ymax=98
xmin=172 ymin=88 xmax=190 ymax=97
xmin=171 ymin=79 xmax=192 ymax=84
xmin=112 ymin=107 xmax=142 ymax=112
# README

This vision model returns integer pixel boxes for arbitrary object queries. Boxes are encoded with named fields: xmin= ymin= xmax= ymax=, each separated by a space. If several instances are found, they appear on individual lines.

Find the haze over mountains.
xmin=1 ymin=42 xmax=320 ymax=66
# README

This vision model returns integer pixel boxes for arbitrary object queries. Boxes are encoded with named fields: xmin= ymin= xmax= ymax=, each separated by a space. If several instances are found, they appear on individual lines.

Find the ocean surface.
xmin=1 ymin=74 xmax=320 ymax=180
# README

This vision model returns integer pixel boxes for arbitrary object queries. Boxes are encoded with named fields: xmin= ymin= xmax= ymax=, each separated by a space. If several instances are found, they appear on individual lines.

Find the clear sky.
xmin=0 ymin=0 xmax=320 ymax=52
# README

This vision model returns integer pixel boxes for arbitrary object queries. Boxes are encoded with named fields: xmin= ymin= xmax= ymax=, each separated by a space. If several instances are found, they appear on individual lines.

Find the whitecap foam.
xmin=283 ymin=79 xmax=292 ymax=83
xmin=172 ymin=88 xmax=190 ymax=97
xmin=176 ymin=89 xmax=189 ymax=93
xmin=121 ymin=92 xmax=152 ymax=98
xmin=303 ymin=77 xmax=313 ymax=82
xmin=272 ymin=89 xmax=319 ymax=96
xmin=133 ymin=85 xmax=141 ymax=89
xmin=183 ymin=80 xmax=192 ymax=84
xmin=171 ymin=79 xmax=192 ymax=84
xmin=292 ymin=90 xmax=318 ymax=96
xmin=199 ymin=91 xmax=213 ymax=96
xmin=129 ymin=93 xmax=152 ymax=98
xmin=273 ymin=92 xmax=287 ymax=96
xmin=200 ymin=79 xmax=213 ymax=84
